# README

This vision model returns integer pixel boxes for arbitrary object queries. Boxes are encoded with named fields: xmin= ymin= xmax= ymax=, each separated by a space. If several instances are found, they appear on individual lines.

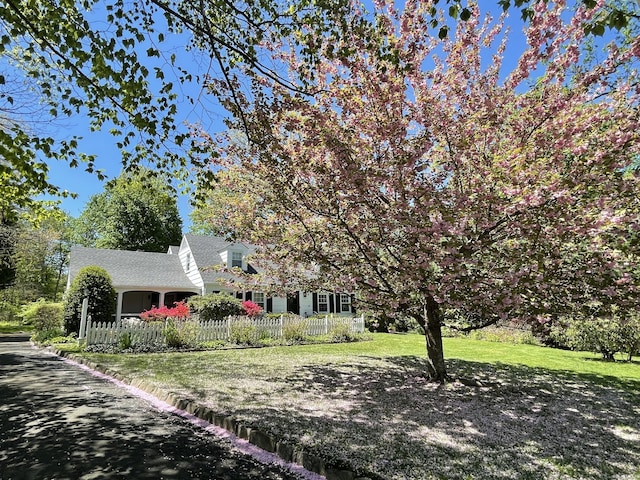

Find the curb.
xmin=50 ymin=348 xmax=374 ymax=480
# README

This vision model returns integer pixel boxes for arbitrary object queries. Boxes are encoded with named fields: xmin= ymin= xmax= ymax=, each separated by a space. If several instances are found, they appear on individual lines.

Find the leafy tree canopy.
xmin=73 ymin=169 xmax=183 ymax=252
xmin=2 ymin=0 xmax=637 ymax=214
xmin=194 ymin=0 xmax=640 ymax=381
xmin=0 ymin=203 xmax=72 ymax=302
xmin=0 ymin=0 xmax=354 ymax=212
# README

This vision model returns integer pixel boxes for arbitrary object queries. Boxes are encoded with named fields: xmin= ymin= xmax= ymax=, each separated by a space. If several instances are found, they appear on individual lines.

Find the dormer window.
xmin=186 ymin=253 xmax=191 ymax=272
xmin=231 ymin=251 xmax=243 ymax=268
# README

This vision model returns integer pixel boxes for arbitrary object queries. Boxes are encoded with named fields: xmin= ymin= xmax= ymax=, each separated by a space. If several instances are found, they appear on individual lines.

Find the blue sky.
xmin=39 ymin=1 xmax=618 ymax=230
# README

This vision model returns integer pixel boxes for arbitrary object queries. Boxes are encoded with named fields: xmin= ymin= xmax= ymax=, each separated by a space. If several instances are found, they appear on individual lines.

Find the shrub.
xmin=366 ymin=312 xmax=421 ymax=333
xmin=163 ymin=318 xmax=199 ymax=348
xmin=188 ymin=293 xmax=243 ymax=322
xmin=140 ymin=301 xmax=189 ymax=322
xmin=21 ymin=300 xmax=64 ymax=342
xmin=556 ymin=309 xmax=640 ymax=361
xmin=468 ymin=326 xmax=539 ymax=345
xmin=242 ymin=300 xmax=263 ymax=317
xmin=328 ymin=323 xmax=359 ymax=343
xmin=39 ymin=334 xmax=77 ymax=346
xmin=21 ymin=299 xmax=63 ymax=331
xmin=63 ymin=266 xmax=116 ymax=335
xmin=282 ymin=317 xmax=309 ymax=343
xmin=229 ymin=319 xmax=270 ymax=346
xmin=0 ymin=288 xmax=22 ymax=323
xmin=119 ymin=332 xmax=135 ymax=350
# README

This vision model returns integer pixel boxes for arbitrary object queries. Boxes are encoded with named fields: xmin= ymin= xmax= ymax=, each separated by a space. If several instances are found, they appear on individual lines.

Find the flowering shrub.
xmin=242 ymin=300 xmax=262 ymax=317
xmin=140 ymin=301 xmax=190 ymax=322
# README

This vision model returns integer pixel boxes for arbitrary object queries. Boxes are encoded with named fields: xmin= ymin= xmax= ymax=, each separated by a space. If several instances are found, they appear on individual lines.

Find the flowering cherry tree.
xmin=196 ymin=0 xmax=640 ymax=381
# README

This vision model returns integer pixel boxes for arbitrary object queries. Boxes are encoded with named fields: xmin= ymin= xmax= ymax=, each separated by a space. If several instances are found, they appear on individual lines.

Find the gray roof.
xmin=68 ymin=246 xmax=198 ymax=291
xmin=183 ymin=234 xmax=256 ymax=283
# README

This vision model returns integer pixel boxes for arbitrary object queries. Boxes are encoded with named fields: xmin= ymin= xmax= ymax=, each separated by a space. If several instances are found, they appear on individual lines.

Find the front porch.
xmin=115 ymin=290 xmax=199 ymax=321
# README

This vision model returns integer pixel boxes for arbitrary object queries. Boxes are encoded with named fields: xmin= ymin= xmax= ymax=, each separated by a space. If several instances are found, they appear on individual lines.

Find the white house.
xmin=67 ymin=234 xmax=355 ymax=321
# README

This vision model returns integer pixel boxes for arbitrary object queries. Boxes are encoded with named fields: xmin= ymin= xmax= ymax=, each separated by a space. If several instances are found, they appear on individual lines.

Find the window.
xmin=340 ymin=294 xmax=351 ymax=313
xmin=185 ymin=253 xmax=191 ymax=272
xmin=253 ymin=292 xmax=265 ymax=309
xmin=318 ymin=293 xmax=328 ymax=313
xmin=231 ymin=252 xmax=243 ymax=268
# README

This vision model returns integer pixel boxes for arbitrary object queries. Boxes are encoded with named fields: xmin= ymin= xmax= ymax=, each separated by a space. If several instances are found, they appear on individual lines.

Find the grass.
xmin=68 ymin=334 xmax=640 ymax=480
xmin=0 ymin=321 xmax=32 ymax=334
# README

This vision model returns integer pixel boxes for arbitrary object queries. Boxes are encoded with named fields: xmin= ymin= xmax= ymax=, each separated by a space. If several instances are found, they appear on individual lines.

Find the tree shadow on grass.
xmin=0 ymin=343 xmax=307 ymax=480
xmin=224 ymin=356 xmax=640 ymax=480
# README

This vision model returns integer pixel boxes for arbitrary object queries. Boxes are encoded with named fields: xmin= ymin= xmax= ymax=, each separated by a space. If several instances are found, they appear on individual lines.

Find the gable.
xmin=182 ymin=234 xmax=256 ymax=282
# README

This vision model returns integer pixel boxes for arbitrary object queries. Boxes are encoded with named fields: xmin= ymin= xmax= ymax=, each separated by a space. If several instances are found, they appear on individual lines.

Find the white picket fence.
xmin=84 ymin=314 xmax=365 ymax=346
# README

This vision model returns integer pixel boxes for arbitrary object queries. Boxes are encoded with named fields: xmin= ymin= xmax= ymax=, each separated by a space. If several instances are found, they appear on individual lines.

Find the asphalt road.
xmin=0 ymin=334 xmax=312 ymax=480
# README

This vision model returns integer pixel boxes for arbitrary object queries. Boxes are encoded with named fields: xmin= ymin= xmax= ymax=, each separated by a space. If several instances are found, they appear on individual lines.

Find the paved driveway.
xmin=0 ymin=335 xmax=312 ymax=480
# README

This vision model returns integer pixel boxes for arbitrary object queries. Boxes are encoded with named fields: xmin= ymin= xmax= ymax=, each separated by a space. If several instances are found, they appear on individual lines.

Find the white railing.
xmin=84 ymin=314 xmax=365 ymax=346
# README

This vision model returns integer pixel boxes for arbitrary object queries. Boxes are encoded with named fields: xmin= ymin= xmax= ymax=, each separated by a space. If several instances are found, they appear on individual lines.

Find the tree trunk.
xmin=416 ymin=296 xmax=449 ymax=383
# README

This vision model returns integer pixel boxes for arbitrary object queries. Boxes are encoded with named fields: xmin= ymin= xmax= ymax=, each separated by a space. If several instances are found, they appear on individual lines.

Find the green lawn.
xmin=72 ymin=334 xmax=640 ymax=480
xmin=0 ymin=321 xmax=32 ymax=335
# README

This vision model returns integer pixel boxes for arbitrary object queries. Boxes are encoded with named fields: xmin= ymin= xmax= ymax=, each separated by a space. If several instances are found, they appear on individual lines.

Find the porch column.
xmin=159 ymin=292 xmax=166 ymax=308
xmin=116 ymin=291 xmax=123 ymax=322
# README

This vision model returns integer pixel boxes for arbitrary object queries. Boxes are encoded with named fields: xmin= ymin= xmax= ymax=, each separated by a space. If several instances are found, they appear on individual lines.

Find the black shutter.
xmin=351 ymin=294 xmax=356 ymax=314
xmin=245 ymin=291 xmax=252 ymax=301
xmin=267 ymin=297 xmax=273 ymax=313
xmin=312 ymin=293 xmax=318 ymax=313
xmin=329 ymin=294 xmax=335 ymax=313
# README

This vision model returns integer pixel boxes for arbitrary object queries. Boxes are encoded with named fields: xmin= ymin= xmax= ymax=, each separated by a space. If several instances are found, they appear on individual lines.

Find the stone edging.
xmin=50 ymin=348 xmax=375 ymax=480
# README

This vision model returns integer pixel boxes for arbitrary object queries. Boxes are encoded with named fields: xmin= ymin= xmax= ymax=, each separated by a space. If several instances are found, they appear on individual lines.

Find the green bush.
xmin=163 ymin=319 xmax=200 ymax=348
xmin=21 ymin=300 xmax=64 ymax=341
xmin=38 ymin=334 xmax=77 ymax=346
xmin=229 ymin=319 xmax=270 ymax=346
xmin=554 ymin=310 xmax=640 ymax=361
xmin=365 ymin=312 xmax=422 ymax=334
xmin=119 ymin=332 xmax=135 ymax=350
xmin=282 ymin=317 xmax=309 ymax=343
xmin=0 ymin=288 xmax=24 ymax=323
xmin=328 ymin=323 xmax=359 ymax=343
xmin=468 ymin=326 xmax=539 ymax=345
xmin=188 ymin=293 xmax=243 ymax=322
xmin=63 ymin=266 xmax=116 ymax=335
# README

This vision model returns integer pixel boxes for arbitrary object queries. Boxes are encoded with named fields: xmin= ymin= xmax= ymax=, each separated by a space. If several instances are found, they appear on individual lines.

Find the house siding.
xmin=299 ymin=294 xmax=313 ymax=317
xmin=68 ymin=235 xmax=356 ymax=323
xmin=272 ymin=296 xmax=288 ymax=314
xmin=178 ymin=239 xmax=204 ymax=289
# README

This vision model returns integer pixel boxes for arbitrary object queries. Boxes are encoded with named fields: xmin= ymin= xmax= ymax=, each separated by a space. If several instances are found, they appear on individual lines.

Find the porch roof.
xmin=68 ymin=246 xmax=199 ymax=291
